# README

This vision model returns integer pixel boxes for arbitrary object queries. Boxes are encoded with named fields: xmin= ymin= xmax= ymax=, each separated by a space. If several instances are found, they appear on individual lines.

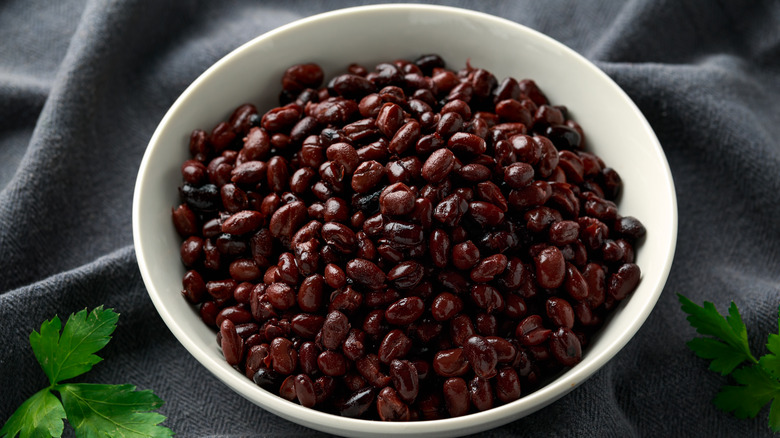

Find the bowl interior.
xmin=133 ymin=4 xmax=677 ymax=437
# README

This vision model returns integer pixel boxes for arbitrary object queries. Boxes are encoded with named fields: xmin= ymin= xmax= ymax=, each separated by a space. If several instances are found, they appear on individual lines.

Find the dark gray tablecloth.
xmin=2 ymin=0 xmax=779 ymax=436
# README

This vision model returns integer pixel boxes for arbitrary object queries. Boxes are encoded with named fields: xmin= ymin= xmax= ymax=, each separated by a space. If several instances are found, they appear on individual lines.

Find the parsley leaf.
xmin=1 ymin=307 xmax=170 ymax=438
xmin=0 ymin=389 xmax=66 ymax=438
xmin=759 ymin=309 xmax=780 ymax=380
xmin=29 ymin=307 xmax=119 ymax=385
xmin=680 ymin=295 xmax=780 ymax=433
xmin=57 ymin=383 xmax=172 ymax=438
xmin=678 ymin=294 xmax=757 ymax=375
xmin=713 ymin=365 xmax=780 ymax=432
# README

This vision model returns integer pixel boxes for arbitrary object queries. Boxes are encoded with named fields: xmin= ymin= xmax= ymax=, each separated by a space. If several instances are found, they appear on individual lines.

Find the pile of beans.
xmin=171 ymin=54 xmax=645 ymax=421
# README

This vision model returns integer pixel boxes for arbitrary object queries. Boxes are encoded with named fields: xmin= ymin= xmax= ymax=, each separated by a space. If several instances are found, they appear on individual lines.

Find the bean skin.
xmin=549 ymin=327 xmax=582 ymax=366
xmin=494 ymin=367 xmax=522 ymax=403
xmin=390 ymin=359 xmax=419 ymax=403
xmin=377 ymin=387 xmax=411 ymax=421
xmin=422 ymin=148 xmax=456 ymax=183
xmin=346 ymin=258 xmax=386 ymax=289
xmin=534 ymin=246 xmax=565 ymax=289
xmin=378 ymin=329 xmax=412 ymax=364
xmin=220 ymin=319 xmax=244 ymax=366
xmin=317 ymin=350 xmax=347 ymax=377
xmin=431 ymin=292 xmax=463 ymax=321
xmin=270 ymin=337 xmax=297 ymax=375
xmin=546 ymin=297 xmax=575 ymax=329
xmin=433 ymin=348 xmax=469 ymax=377
xmin=443 ymin=377 xmax=470 ymax=417
xmin=464 ymin=335 xmax=498 ymax=379
xmin=385 ymin=297 xmax=425 ymax=325
xmin=352 ymin=160 xmax=385 ymax=193
xmin=340 ymin=387 xmax=376 ymax=418
xmin=320 ymin=310 xmax=351 ymax=350
xmin=469 ymin=376 xmax=494 ymax=412
xmin=608 ymin=263 xmax=641 ymax=300
xmin=470 ymin=254 xmax=508 ymax=283
xmin=295 ymin=374 xmax=317 ymax=408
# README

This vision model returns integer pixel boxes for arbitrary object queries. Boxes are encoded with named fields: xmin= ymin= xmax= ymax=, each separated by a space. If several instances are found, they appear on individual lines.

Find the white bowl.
xmin=133 ymin=4 xmax=677 ymax=437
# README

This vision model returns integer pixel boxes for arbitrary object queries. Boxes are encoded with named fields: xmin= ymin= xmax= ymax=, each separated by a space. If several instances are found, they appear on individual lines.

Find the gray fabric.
xmin=2 ymin=0 xmax=779 ymax=436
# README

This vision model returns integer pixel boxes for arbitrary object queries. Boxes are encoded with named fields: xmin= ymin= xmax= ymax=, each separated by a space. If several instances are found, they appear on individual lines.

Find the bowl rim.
xmin=132 ymin=3 xmax=678 ymax=436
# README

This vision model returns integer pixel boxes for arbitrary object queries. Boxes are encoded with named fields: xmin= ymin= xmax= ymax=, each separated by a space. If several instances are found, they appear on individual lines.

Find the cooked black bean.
xmin=173 ymin=55 xmax=645 ymax=422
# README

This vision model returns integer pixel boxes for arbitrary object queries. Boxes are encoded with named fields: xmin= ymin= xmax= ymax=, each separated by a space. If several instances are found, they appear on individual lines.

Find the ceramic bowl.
xmin=133 ymin=4 xmax=677 ymax=437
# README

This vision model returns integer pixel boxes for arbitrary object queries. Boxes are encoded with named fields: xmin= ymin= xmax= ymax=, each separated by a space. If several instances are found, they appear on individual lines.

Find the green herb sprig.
xmin=1 ymin=307 xmax=173 ymax=438
xmin=679 ymin=294 xmax=780 ymax=432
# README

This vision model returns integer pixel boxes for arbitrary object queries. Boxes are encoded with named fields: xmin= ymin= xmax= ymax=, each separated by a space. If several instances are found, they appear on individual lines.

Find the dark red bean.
xmin=321 ymin=222 xmax=357 ymax=253
xmin=329 ymin=74 xmax=376 ymax=99
xmin=383 ymin=221 xmax=424 ymax=247
xmin=549 ymin=220 xmax=580 ymax=246
xmin=351 ymin=160 xmax=385 ymax=193
xmin=278 ymin=375 xmax=297 ymax=401
xmin=266 ymin=282 xmax=296 ymax=310
xmin=377 ymin=387 xmax=411 ymax=421
xmin=432 ymin=348 xmax=469 ymax=377
xmin=470 ymin=284 xmax=505 ymax=313
xmin=321 ymin=310 xmax=351 ymax=350
xmin=494 ymin=367 xmax=522 ymax=403
xmin=290 ymin=313 xmax=325 ymax=339
xmin=421 ymin=148 xmax=456 ymax=183
xmin=437 ymin=111 xmax=463 ymax=138
xmin=613 ymin=216 xmax=647 ymax=241
xmin=179 ymin=236 xmax=203 ymax=268
xmin=608 ymin=263 xmax=641 ymax=300
xmin=220 ymin=319 xmax=244 ymax=366
xmin=385 ymin=297 xmax=425 ymax=325
xmin=443 ymin=377 xmax=470 ymax=417
xmin=342 ymin=328 xmax=367 ymax=361
xmin=564 ymin=262 xmax=590 ymax=301
xmin=181 ymin=270 xmax=206 ymax=304
xmin=269 ymin=200 xmax=307 ymax=240
xmin=449 ymin=313 xmax=476 ymax=346
xmin=379 ymin=182 xmax=416 ymax=216
xmin=534 ymin=246 xmax=565 ymax=289
xmin=283 ymin=63 xmax=324 ymax=93
xmin=317 ymin=350 xmax=347 ymax=377
xmin=376 ymin=102 xmax=405 ymax=138
xmin=340 ymin=387 xmax=376 ymax=418
xmin=297 ymin=274 xmax=325 ymax=313
xmin=469 ymin=376 xmax=494 ymax=412
xmin=290 ymin=375 xmax=317 ymax=410
xmin=378 ymin=329 xmax=412 ymax=364
xmin=346 ymin=258 xmax=386 ymax=289
xmin=389 ymin=119 xmax=421 ymax=155
xmin=172 ymin=204 xmax=199 ymax=237
xmin=431 ymin=292 xmax=463 ymax=321
xmin=546 ymin=297 xmax=575 ymax=329
xmin=298 ymin=342 xmax=320 ymax=375
xmin=362 ymin=310 xmax=388 ymax=338
xmin=475 ymin=181 xmax=508 ymax=212
xmin=470 ymin=254 xmax=508 ymax=283
xmin=468 ymin=201 xmax=504 ymax=227
xmin=221 ymin=210 xmax=262 ymax=235
xmin=356 ymin=354 xmax=392 ymax=388
xmin=447 ymin=132 xmax=486 ymax=156
xmin=464 ymin=335 xmax=498 ymax=379
xmin=270 ymin=337 xmax=297 ymax=375
xmin=508 ymin=180 xmax=551 ymax=210
xmin=549 ymin=327 xmax=582 ymax=366
xmin=429 ymin=228 xmax=451 ymax=268
xmin=387 ymin=260 xmax=424 ymax=290
xmin=389 ymin=359 xmax=419 ymax=404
